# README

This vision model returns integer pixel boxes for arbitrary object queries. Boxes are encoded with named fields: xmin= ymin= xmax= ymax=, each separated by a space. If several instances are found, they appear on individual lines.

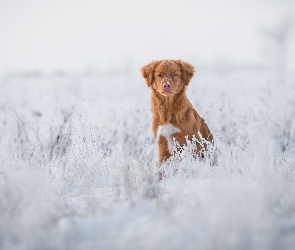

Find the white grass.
xmin=0 ymin=67 xmax=295 ymax=249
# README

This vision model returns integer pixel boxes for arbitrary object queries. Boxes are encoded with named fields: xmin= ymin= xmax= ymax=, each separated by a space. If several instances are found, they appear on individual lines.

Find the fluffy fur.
xmin=141 ymin=59 xmax=213 ymax=164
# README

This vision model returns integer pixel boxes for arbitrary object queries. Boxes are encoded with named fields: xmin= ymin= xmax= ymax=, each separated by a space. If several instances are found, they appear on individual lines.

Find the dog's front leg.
xmin=157 ymin=136 xmax=170 ymax=165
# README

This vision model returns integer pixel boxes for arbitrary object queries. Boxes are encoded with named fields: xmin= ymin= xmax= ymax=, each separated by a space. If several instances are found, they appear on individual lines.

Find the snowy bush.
xmin=0 ymin=68 xmax=295 ymax=249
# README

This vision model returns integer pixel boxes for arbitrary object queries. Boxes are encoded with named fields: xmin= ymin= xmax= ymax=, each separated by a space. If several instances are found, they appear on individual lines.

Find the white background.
xmin=0 ymin=0 xmax=294 ymax=75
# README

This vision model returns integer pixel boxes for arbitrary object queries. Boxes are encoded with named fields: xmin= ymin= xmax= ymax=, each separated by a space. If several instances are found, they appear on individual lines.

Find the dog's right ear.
xmin=176 ymin=60 xmax=195 ymax=86
xmin=141 ymin=60 xmax=159 ymax=87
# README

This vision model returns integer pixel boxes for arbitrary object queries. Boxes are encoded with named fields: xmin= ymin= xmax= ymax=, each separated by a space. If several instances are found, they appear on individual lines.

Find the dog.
xmin=141 ymin=59 xmax=214 ymax=165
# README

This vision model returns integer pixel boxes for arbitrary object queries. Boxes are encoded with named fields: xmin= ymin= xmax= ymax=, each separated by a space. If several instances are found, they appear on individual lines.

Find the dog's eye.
xmin=173 ymin=73 xmax=178 ymax=77
xmin=157 ymin=73 xmax=163 ymax=78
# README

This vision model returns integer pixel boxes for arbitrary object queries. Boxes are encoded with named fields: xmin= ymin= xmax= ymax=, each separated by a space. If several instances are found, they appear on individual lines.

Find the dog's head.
xmin=141 ymin=59 xmax=195 ymax=97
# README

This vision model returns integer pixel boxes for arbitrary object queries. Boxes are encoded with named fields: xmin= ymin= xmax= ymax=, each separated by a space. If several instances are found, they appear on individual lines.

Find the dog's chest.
xmin=156 ymin=123 xmax=181 ymax=152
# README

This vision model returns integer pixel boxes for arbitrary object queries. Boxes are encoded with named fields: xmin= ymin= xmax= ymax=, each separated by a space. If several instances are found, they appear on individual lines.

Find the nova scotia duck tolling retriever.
xmin=141 ymin=59 xmax=214 ymax=165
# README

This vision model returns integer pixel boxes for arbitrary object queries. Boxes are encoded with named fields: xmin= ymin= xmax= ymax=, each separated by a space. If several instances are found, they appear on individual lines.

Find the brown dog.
xmin=141 ymin=59 xmax=213 ymax=164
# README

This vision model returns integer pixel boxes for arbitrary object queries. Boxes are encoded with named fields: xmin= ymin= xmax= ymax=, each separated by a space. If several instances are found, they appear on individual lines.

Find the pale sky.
xmin=0 ymin=0 xmax=294 ymax=75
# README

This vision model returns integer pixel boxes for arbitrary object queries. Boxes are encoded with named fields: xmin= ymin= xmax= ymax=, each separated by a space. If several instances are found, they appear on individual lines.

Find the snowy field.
xmin=0 ymin=65 xmax=295 ymax=250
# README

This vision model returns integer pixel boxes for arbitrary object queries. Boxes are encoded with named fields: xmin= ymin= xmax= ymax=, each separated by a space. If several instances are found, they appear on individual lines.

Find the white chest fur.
xmin=156 ymin=123 xmax=181 ymax=152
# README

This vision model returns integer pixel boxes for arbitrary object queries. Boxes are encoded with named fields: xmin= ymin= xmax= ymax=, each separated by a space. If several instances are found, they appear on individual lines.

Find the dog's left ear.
xmin=141 ymin=60 xmax=159 ymax=87
xmin=176 ymin=60 xmax=195 ymax=86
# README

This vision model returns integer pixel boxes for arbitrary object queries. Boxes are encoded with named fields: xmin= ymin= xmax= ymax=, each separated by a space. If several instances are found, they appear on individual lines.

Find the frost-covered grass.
xmin=0 ymin=67 xmax=295 ymax=250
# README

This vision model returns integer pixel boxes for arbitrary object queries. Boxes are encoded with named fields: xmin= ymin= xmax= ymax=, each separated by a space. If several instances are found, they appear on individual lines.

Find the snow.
xmin=0 ymin=66 xmax=295 ymax=249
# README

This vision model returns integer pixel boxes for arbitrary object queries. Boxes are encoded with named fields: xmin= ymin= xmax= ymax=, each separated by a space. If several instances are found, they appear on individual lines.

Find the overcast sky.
xmin=0 ymin=0 xmax=294 ymax=75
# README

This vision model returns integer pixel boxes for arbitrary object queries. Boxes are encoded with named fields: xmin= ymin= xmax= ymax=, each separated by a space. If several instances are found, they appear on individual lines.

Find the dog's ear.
xmin=176 ymin=60 xmax=195 ymax=86
xmin=141 ymin=60 xmax=159 ymax=87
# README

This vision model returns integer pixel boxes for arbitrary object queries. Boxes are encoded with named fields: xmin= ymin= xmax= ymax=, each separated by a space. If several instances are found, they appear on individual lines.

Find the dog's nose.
xmin=163 ymin=82 xmax=171 ymax=90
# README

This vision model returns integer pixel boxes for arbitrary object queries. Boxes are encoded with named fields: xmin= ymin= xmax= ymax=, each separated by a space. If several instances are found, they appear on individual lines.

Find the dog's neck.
xmin=151 ymin=88 xmax=192 ymax=124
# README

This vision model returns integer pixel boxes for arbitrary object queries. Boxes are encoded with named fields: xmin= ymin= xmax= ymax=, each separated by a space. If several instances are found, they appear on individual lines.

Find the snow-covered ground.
xmin=0 ymin=66 xmax=295 ymax=249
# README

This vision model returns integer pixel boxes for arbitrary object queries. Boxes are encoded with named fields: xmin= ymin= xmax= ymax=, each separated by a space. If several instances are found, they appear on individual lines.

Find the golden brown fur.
xmin=141 ymin=59 xmax=213 ymax=164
